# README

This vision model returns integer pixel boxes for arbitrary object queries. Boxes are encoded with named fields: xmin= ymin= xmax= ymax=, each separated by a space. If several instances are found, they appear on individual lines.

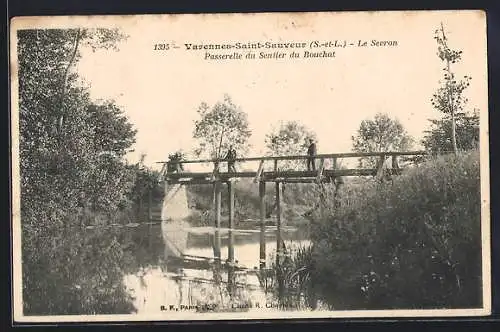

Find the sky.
xmin=74 ymin=11 xmax=488 ymax=170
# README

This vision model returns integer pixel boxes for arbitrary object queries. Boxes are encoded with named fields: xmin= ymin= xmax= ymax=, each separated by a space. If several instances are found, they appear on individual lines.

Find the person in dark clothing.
xmin=307 ymin=139 xmax=317 ymax=171
xmin=167 ymin=152 xmax=184 ymax=172
xmin=225 ymin=145 xmax=237 ymax=173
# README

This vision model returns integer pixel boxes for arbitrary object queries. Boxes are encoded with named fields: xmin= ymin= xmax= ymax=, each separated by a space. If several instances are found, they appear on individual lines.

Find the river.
xmin=121 ymin=220 xmax=311 ymax=315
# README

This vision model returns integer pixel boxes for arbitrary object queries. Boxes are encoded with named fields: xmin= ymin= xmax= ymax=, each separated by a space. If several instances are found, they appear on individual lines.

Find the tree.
xmin=192 ymin=94 xmax=252 ymax=161
xmin=265 ymin=121 xmax=317 ymax=170
xmin=17 ymin=29 xmax=131 ymax=216
xmin=431 ymin=23 xmax=472 ymax=155
xmin=422 ymin=109 xmax=479 ymax=154
xmin=87 ymin=101 xmax=137 ymax=157
xmin=351 ymin=113 xmax=413 ymax=168
xmin=18 ymin=29 xmax=127 ymax=141
xmin=127 ymin=157 xmax=163 ymax=220
xmin=17 ymin=28 xmax=138 ymax=315
xmin=17 ymin=29 xmax=131 ymax=217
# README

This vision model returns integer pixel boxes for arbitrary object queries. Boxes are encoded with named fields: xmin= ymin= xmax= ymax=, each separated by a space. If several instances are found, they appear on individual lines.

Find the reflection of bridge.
xmin=158 ymin=151 xmax=427 ymax=268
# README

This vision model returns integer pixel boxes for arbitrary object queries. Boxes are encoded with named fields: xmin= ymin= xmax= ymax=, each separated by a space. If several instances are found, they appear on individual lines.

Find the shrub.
xmin=311 ymin=151 xmax=482 ymax=309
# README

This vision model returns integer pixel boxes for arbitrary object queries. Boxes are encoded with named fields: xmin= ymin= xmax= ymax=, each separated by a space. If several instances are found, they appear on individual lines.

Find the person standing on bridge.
xmin=225 ymin=145 xmax=237 ymax=173
xmin=307 ymin=138 xmax=317 ymax=171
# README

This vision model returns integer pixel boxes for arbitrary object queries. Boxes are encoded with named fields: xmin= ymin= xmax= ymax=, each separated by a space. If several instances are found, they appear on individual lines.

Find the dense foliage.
xmin=17 ymin=28 xmax=150 ymax=315
xmin=422 ymin=110 xmax=479 ymax=154
xmin=193 ymin=94 xmax=252 ymax=160
xmin=310 ymin=152 xmax=482 ymax=309
xmin=351 ymin=113 xmax=413 ymax=168
xmin=265 ymin=121 xmax=317 ymax=170
xmin=430 ymin=24 xmax=472 ymax=154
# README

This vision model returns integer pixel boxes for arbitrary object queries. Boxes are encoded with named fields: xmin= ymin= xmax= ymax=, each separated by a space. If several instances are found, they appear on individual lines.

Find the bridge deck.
xmin=159 ymin=151 xmax=425 ymax=184
xmin=165 ymin=168 xmax=403 ymax=184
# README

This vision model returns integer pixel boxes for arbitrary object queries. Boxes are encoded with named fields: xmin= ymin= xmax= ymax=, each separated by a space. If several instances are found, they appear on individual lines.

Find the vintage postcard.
xmin=10 ymin=10 xmax=490 ymax=322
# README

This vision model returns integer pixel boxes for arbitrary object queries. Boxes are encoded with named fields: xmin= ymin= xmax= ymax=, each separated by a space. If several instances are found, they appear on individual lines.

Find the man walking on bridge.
xmin=307 ymin=138 xmax=317 ymax=171
xmin=225 ymin=145 xmax=237 ymax=173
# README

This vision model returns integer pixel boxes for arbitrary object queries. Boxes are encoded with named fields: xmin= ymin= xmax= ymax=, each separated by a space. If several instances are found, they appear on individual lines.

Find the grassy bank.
xmin=308 ymin=151 xmax=482 ymax=309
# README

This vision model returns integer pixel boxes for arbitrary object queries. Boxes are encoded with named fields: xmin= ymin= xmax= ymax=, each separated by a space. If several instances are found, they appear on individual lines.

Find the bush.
xmin=311 ymin=151 xmax=482 ymax=309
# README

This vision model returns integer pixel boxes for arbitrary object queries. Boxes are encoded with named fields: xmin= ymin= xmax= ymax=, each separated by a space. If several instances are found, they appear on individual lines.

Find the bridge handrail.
xmin=156 ymin=151 xmax=427 ymax=165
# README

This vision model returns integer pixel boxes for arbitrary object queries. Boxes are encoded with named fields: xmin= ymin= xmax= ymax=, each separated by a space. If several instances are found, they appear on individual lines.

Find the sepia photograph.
xmin=10 ymin=10 xmax=490 ymax=322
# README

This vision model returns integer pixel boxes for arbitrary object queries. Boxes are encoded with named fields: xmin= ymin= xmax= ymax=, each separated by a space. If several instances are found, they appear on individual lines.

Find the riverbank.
xmin=184 ymin=211 xmax=311 ymax=229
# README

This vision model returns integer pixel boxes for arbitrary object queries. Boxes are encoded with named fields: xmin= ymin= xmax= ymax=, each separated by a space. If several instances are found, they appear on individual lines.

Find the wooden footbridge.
xmin=158 ymin=151 xmax=426 ymax=268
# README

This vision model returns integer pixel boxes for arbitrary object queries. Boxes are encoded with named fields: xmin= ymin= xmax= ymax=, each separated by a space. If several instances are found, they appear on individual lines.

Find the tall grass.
xmin=258 ymin=244 xmax=318 ymax=310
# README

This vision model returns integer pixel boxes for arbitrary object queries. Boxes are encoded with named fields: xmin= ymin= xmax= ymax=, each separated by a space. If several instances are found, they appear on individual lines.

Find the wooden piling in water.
xmin=214 ymin=229 xmax=221 ymax=260
xmin=276 ymin=181 xmax=282 ymax=265
xmin=228 ymin=181 xmax=235 ymax=263
xmin=259 ymin=180 xmax=266 ymax=268
xmin=214 ymin=181 xmax=221 ymax=228
xmin=214 ymin=181 xmax=222 ymax=260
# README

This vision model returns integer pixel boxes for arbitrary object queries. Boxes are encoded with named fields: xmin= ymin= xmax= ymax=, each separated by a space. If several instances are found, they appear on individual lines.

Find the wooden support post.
xmin=214 ymin=228 xmax=221 ymax=261
xmin=376 ymin=154 xmax=386 ymax=178
xmin=159 ymin=163 xmax=167 ymax=182
xmin=227 ymin=257 xmax=235 ymax=298
xmin=274 ymin=159 xmax=278 ymax=172
xmin=228 ymin=181 xmax=235 ymax=229
xmin=316 ymin=158 xmax=325 ymax=183
xmin=332 ymin=157 xmax=337 ymax=170
xmin=228 ymin=229 xmax=235 ymax=264
xmin=211 ymin=181 xmax=222 ymax=261
xmin=214 ymin=181 xmax=221 ymax=229
xmin=259 ymin=181 xmax=266 ymax=268
xmin=228 ymin=181 xmax=235 ymax=263
xmin=254 ymin=160 xmax=265 ymax=183
xmin=211 ymin=161 xmax=220 ymax=181
xmin=276 ymin=181 xmax=282 ymax=265
xmin=392 ymin=155 xmax=400 ymax=169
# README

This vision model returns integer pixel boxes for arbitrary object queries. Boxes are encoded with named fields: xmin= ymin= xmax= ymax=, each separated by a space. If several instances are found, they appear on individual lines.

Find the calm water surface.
xmin=123 ymin=220 xmax=311 ymax=315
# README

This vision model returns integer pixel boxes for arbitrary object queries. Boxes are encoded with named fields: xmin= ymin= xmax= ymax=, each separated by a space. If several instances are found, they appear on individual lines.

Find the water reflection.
xmin=123 ymin=221 xmax=311 ymax=314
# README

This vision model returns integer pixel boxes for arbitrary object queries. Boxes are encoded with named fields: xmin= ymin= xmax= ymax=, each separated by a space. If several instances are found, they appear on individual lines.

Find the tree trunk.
xmin=441 ymin=23 xmax=458 ymax=155
xmin=447 ymin=56 xmax=458 ymax=155
xmin=451 ymin=107 xmax=458 ymax=154
xmin=216 ymin=127 xmax=226 ymax=160
xmin=58 ymin=28 xmax=82 ymax=137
